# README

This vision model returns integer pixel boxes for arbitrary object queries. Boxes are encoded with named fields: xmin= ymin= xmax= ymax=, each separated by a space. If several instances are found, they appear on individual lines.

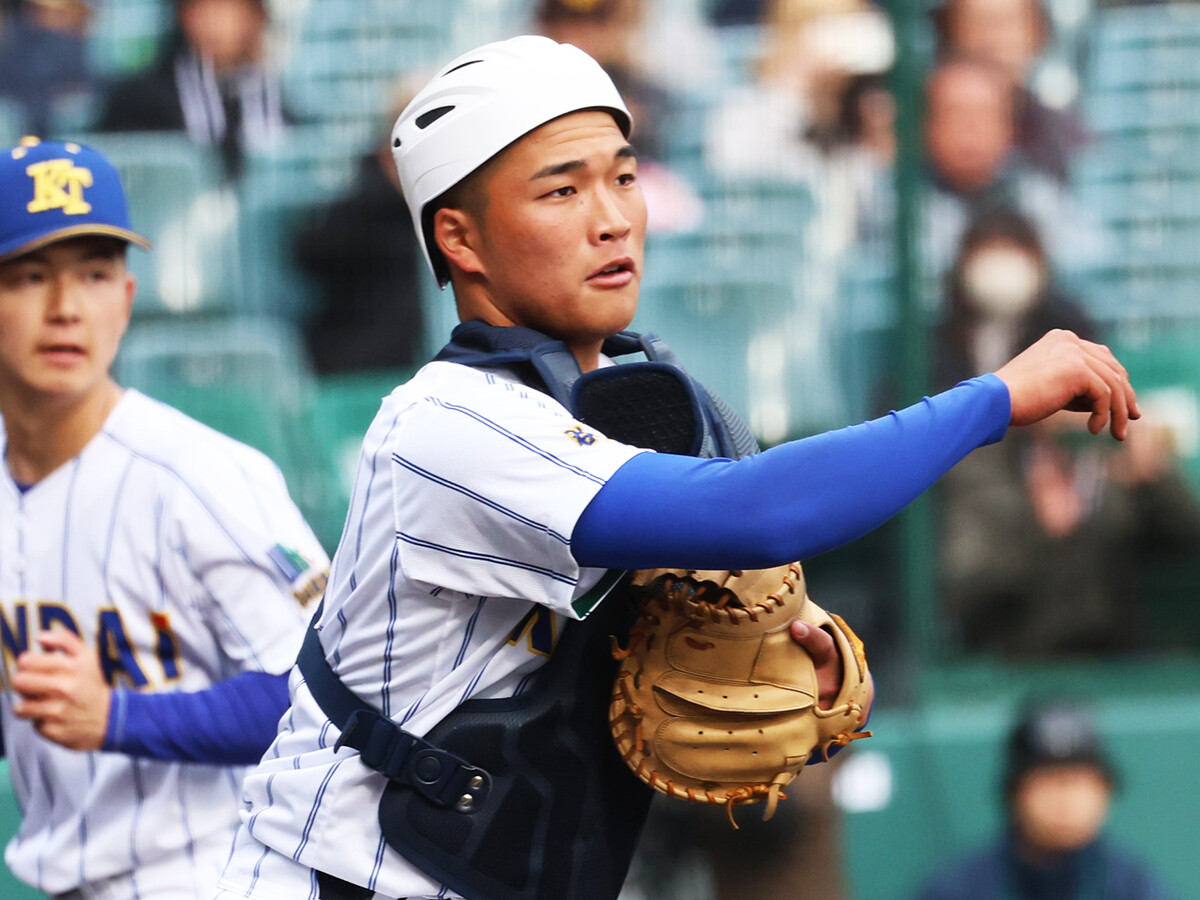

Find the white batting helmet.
xmin=391 ymin=35 xmax=633 ymax=287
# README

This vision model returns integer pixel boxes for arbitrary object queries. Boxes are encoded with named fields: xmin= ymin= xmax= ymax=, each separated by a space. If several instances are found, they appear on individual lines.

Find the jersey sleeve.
xmin=160 ymin=440 xmax=329 ymax=674
xmin=390 ymin=376 xmax=646 ymax=615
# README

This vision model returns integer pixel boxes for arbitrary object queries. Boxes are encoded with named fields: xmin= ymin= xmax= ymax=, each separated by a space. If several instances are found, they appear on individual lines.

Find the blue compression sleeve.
xmin=572 ymin=375 xmax=1011 ymax=570
xmin=103 ymin=671 xmax=290 ymax=765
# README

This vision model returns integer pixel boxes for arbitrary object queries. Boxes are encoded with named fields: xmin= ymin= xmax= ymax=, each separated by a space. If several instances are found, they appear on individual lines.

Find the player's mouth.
xmin=38 ymin=343 xmax=87 ymax=365
xmin=587 ymin=257 xmax=636 ymax=288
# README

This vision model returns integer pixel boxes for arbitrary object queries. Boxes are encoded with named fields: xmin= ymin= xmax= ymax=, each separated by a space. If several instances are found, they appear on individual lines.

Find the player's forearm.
xmin=572 ymin=374 xmax=1011 ymax=569
xmin=104 ymin=671 xmax=290 ymax=764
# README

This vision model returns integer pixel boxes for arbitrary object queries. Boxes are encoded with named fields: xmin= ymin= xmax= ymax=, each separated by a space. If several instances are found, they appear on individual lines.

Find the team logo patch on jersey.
xmin=564 ymin=426 xmax=597 ymax=446
xmin=268 ymin=543 xmax=329 ymax=607
xmin=268 ymin=543 xmax=312 ymax=582
xmin=26 ymin=158 xmax=94 ymax=215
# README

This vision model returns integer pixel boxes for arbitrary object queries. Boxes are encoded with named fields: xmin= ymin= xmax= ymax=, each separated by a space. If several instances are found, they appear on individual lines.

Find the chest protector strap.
xmin=297 ymin=321 xmax=758 ymax=900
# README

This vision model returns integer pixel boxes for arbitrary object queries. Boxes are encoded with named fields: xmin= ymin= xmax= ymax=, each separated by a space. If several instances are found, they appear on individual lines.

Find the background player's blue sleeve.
xmin=104 ymin=671 xmax=289 ymax=764
xmin=572 ymin=375 xmax=1011 ymax=570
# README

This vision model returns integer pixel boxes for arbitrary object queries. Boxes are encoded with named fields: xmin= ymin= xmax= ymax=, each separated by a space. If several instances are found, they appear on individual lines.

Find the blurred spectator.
xmin=707 ymin=0 xmax=895 ymax=253
xmin=535 ymin=0 xmax=664 ymax=154
xmin=293 ymin=127 xmax=426 ymax=376
xmin=918 ymin=700 xmax=1176 ymax=900
xmin=534 ymin=0 xmax=702 ymax=232
xmin=709 ymin=0 xmax=768 ymax=26
xmin=933 ymin=208 xmax=1094 ymax=386
xmin=0 ymin=0 xmax=94 ymax=136
xmin=859 ymin=55 xmax=1102 ymax=281
xmin=933 ymin=0 xmax=1088 ymax=183
xmin=97 ymin=0 xmax=291 ymax=179
xmin=706 ymin=0 xmax=897 ymax=433
xmin=934 ymin=210 xmax=1200 ymax=657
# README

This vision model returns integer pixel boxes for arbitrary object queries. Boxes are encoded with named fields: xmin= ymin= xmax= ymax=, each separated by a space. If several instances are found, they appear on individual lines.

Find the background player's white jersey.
xmin=0 ymin=389 xmax=328 ymax=895
xmin=220 ymin=360 xmax=645 ymax=899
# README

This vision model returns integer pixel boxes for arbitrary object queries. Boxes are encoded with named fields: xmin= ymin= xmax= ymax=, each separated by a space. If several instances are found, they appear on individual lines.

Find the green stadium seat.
xmin=112 ymin=315 xmax=334 ymax=545
xmin=1080 ymin=168 xmax=1200 ymax=219
xmin=698 ymin=176 xmax=815 ymax=242
xmin=237 ymin=125 xmax=364 ymax=321
xmin=298 ymin=0 xmax=448 ymax=36
xmin=282 ymin=0 xmax=452 ymax=126
xmin=634 ymin=176 xmax=820 ymax=439
xmin=0 ymin=97 xmax=25 ymax=146
xmin=634 ymin=276 xmax=797 ymax=441
xmin=1089 ymin=4 xmax=1200 ymax=54
xmin=80 ymin=132 xmax=237 ymax=316
xmin=1087 ymin=42 xmax=1200 ymax=93
xmin=715 ymin=24 xmax=766 ymax=88
xmin=0 ymin=761 xmax=39 ymax=898
xmin=86 ymin=0 xmax=172 ymax=78
xmin=310 ymin=369 xmax=415 ymax=549
xmin=1084 ymin=87 xmax=1200 ymax=134
xmin=1108 ymin=325 xmax=1200 ymax=486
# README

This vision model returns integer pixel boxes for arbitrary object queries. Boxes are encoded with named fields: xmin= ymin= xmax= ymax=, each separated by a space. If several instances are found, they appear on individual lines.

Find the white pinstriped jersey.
xmin=0 ymin=389 xmax=328 ymax=896
xmin=218 ymin=360 xmax=646 ymax=899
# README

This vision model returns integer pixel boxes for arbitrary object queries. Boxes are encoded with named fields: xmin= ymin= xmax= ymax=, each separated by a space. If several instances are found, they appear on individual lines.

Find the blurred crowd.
xmin=2 ymin=0 xmax=1198 ymax=713
xmin=3 ymin=1 xmax=1199 ymax=897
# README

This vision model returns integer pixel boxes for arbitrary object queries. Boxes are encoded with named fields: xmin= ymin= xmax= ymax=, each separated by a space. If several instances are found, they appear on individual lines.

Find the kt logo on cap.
xmin=26 ymin=157 xmax=95 ymax=216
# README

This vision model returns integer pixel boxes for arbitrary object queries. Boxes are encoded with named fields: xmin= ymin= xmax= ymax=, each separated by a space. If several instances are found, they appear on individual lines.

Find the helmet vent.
xmin=415 ymin=106 xmax=455 ymax=129
xmin=444 ymin=59 xmax=483 ymax=75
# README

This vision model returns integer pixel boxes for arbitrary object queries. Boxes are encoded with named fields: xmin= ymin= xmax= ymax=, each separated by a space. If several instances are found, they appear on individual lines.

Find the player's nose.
xmin=45 ymin=273 xmax=83 ymax=322
xmin=591 ymin=184 xmax=633 ymax=245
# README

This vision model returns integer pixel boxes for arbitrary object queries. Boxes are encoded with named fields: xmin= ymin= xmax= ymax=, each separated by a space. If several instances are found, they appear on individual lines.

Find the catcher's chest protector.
xmin=370 ymin=323 xmax=759 ymax=900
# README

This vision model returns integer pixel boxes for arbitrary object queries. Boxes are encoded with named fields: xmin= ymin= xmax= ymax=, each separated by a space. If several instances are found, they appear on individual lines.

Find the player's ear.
xmin=122 ymin=272 xmax=135 ymax=325
xmin=434 ymin=206 xmax=485 ymax=278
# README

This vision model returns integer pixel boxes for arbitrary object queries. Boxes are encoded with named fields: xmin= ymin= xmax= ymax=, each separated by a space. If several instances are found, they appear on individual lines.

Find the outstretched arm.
xmin=573 ymin=331 xmax=1138 ymax=572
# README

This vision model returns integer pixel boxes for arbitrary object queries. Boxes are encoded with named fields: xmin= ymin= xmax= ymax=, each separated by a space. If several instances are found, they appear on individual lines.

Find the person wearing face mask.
xmin=935 ymin=207 xmax=1096 ymax=389
xmin=934 ymin=210 xmax=1200 ymax=658
xmin=918 ymin=700 xmax=1176 ymax=900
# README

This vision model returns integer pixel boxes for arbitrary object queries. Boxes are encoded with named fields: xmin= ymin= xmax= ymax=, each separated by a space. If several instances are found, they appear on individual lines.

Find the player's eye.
xmin=81 ymin=262 xmax=118 ymax=282
xmin=4 ymin=268 xmax=44 ymax=287
xmin=616 ymin=172 xmax=637 ymax=186
xmin=542 ymin=185 xmax=576 ymax=199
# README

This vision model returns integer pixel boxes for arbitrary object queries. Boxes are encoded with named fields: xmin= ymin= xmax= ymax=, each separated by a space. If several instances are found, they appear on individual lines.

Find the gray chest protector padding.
xmin=373 ymin=323 xmax=758 ymax=900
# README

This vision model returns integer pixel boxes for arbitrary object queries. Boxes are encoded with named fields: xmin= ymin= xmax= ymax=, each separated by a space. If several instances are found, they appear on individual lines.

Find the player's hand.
xmin=11 ymin=629 xmax=111 ymax=752
xmin=993 ymin=329 xmax=1140 ymax=440
xmin=789 ymin=619 xmax=874 ymax=717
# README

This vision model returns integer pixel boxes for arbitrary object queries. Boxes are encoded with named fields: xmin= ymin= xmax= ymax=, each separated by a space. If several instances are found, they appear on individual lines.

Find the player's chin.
xmin=584 ymin=281 xmax=639 ymax=325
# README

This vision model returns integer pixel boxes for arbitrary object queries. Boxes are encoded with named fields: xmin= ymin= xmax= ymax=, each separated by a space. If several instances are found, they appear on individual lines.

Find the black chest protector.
xmin=297 ymin=322 xmax=757 ymax=900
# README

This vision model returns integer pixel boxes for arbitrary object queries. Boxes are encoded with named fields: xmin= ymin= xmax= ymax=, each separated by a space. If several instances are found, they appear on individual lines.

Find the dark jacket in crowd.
xmin=294 ymin=153 xmax=426 ymax=375
xmin=918 ymin=834 xmax=1176 ymax=900
xmin=0 ymin=9 xmax=92 ymax=136
xmin=1015 ymin=86 xmax=1090 ymax=185
xmin=97 ymin=46 xmax=291 ymax=178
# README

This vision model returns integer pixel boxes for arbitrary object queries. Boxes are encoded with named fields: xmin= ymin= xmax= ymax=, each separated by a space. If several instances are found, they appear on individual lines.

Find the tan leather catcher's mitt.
xmin=609 ymin=563 xmax=872 ymax=826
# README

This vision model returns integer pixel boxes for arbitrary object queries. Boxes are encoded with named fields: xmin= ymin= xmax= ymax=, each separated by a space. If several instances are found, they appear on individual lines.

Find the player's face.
xmin=1012 ymin=765 xmax=1111 ymax=854
xmin=0 ymin=237 xmax=134 ymax=406
xmin=466 ymin=111 xmax=647 ymax=366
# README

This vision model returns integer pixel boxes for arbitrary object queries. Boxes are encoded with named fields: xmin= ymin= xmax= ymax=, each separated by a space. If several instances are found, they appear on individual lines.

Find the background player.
xmin=217 ymin=37 xmax=1137 ymax=900
xmin=0 ymin=136 xmax=328 ymax=899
